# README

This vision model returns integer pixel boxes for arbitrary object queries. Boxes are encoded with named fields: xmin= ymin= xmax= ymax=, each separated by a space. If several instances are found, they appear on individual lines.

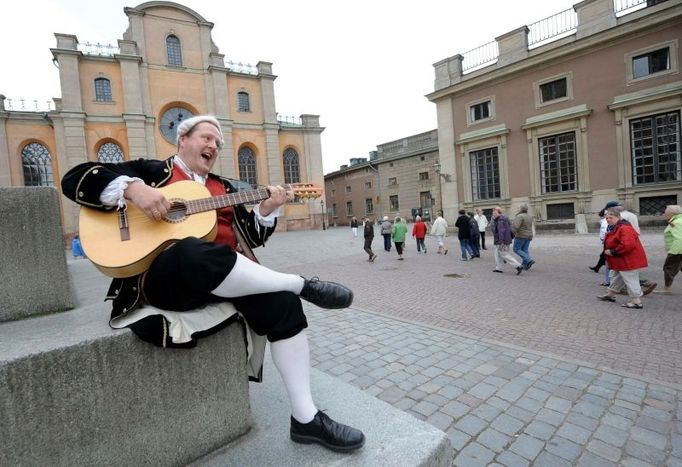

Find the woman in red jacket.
xmin=598 ymin=207 xmax=648 ymax=308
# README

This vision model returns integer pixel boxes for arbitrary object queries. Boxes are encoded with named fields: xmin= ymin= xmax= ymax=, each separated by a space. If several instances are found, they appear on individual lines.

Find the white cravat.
xmin=173 ymin=155 xmax=207 ymax=185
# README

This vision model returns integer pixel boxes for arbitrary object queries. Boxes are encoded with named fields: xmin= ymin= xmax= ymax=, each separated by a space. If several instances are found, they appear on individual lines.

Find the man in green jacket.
xmin=657 ymin=205 xmax=682 ymax=294
xmin=392 ymin=216 xmax=408 ymax=260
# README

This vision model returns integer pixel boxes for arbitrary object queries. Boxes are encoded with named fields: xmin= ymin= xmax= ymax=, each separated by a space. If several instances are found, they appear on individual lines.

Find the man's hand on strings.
xmin=124 ymin=181 xmax=171 ymax=220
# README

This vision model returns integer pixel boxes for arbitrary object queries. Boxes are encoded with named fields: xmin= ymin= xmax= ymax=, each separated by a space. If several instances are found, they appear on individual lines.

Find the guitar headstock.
xmin=289 ymin=183 xmax=322 ymax=200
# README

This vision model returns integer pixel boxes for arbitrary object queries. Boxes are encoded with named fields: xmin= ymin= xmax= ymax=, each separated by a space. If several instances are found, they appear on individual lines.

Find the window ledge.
xmin=609 ymin=80 xmax=682 ymax=110
xmin=521 ymin=104 xmax=591 ymax=130
xmin=457 ymin=124 xmax=510 ymax=145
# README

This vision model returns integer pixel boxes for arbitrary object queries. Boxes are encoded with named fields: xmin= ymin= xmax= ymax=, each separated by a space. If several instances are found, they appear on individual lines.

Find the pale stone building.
xmin=0 ymin=1 xmax=326 ymax=239
xmin=428 ymin=0 xmax=682 ymax=229
xmin=324 ymin=130 xmax=440 ymax=226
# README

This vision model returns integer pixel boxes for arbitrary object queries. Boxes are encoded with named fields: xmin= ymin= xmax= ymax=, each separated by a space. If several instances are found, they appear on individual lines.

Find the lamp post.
xmin=433 ymin=161 xmax=443 ymax=214
xmin=321 ymin=199 xmax=326 ymax=230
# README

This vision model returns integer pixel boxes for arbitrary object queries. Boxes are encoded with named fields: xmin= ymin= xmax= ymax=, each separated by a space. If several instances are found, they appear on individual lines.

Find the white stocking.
xmin=270 ymin=332 xmax=317 ymax=424
xmin=211 ymin=253 xmax=304 ymax=297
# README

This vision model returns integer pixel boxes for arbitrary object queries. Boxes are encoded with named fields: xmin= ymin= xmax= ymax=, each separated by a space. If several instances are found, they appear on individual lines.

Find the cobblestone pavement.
xmin=259 ymin=227 xmax=681 ymax=386
xmin=255 ymin=226 xmax=681 ymax=466
xmin=305 ymin=306 xmax=681 ymax=466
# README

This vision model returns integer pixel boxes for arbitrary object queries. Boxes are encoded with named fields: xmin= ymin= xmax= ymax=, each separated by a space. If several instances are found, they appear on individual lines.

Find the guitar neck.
xmin=186 ymin=187 xmax=271 ymax=214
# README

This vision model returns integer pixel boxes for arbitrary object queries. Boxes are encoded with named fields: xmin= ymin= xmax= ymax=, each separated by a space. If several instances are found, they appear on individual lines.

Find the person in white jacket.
xmin=474 ymin=208 xmax=489 ymax=250
xmin=430 ymin=210 xmax=449 ymax=255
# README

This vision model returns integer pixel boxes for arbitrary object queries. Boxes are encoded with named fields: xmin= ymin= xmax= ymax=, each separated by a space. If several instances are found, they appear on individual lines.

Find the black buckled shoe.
xmin=300 ymin=277 xmax=353 ymax=309
xmin=290 ymin=411 xmax=365 ymax=452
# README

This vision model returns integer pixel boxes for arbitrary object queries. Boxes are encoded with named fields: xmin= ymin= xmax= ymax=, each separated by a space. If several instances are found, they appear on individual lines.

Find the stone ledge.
xmin=0 ymin=305 xmax=251 ymax=466
xmin=193 ymin=357 xmax=453 ymax=467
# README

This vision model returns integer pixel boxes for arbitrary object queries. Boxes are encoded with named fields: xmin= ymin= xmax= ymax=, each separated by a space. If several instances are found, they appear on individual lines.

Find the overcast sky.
xmin=1 ymin=0 xmax=578 ymax=174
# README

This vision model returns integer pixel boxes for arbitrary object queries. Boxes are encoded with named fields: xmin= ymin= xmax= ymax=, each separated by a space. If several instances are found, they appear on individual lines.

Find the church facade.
xmin=0 ymin=1 xmax=326 ymax=240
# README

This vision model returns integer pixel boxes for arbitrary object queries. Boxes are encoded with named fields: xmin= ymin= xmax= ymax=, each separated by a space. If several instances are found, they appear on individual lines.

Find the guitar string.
xmin=114 ymin=183 xmax=319 ymax=222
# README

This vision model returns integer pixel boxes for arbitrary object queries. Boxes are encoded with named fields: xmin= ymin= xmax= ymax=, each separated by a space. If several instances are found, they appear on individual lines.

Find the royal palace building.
xmin=0 ymin=1 xmax=326 ymax=239
xmin=428 ymin=0 xmax=682 ymax=228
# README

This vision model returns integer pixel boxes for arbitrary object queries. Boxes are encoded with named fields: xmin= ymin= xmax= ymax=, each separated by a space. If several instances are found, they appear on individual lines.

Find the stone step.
xmin=0 ymin=305 xmax=251 ymax=467
xmin=193 ymin=358 xmax=453 ymax=467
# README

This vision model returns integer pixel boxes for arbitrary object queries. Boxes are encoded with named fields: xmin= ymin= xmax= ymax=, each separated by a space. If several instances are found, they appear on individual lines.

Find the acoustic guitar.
xmin=79 ymin=180 xmax=322 ymax=278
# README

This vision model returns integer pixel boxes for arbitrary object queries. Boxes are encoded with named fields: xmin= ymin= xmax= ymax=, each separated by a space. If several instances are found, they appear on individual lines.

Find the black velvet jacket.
xmin=61 ymin=156 xmax=276 ymax=347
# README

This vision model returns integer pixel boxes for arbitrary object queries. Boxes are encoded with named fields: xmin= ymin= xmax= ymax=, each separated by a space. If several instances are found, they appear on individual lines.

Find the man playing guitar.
xmin=61 ymin=115 xmax=365 ymax=453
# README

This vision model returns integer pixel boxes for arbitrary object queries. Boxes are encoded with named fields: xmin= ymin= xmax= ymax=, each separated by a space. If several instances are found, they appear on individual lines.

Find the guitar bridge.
xmin=117 ymin=206 xmax=130 ymax=241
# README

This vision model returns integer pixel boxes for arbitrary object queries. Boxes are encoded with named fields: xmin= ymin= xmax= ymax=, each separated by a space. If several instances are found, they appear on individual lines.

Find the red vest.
xmin=166 ymin=168 xmax=238 ymax=251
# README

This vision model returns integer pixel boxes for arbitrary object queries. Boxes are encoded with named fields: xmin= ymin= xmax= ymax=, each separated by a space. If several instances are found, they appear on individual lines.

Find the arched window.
xmin=22 ymin=142 xmax=53 ymax=187
xmin=98 ymin=142 xmax=124 ymax=163
xmin=238 ymin=146 xmax=257 ymax=187
xmin=166 ymin=35 xmax=183 ymax=66
xmin=94 ymin=77 xmax=112 ymax=102
xmin=283 ymin=148 xmax=300 ymax=184
xmin=237 ymin=92 xmax=250 ymax=112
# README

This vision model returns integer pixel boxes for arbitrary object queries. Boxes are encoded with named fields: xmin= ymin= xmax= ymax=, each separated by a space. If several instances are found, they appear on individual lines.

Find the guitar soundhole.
xmin=163 ymin=200 xmax=188 ymax=224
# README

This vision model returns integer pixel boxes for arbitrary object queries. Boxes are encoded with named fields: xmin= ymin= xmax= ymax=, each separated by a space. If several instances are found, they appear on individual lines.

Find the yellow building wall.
xmin=5 ymin=121 xmax=57 ymax=187
xmin=227 ymin=76 xmax=264 ymax=124
xmin=79 ymin=61 xmax=125 ymax=115
xmin=148 ymin=68 xmax=206 ymax=156
xmin=83 ymin=123 xmax=129 ymax=161
xmin=232 ymin=128 xmax=266 ymax=180
xmin=142 ymin=7 xmax=206 ymax=69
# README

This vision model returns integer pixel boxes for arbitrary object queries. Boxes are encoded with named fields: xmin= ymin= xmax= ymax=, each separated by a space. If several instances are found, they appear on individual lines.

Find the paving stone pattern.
xmin=305 ymin=306 xmax=681 ymax=466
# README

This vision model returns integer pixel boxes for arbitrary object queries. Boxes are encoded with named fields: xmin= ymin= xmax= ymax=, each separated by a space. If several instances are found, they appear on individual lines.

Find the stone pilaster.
xmin=257 ymin=62 xmax=277 ymax=124
xmin=215 ymin=121 xmax=235 ymax=179
xmin=435 ymin=98 xmax=458 ymax=221
xmin=495 ymin=27 xmax=529 ymax=67
xmin=301 ymin=114 xmax=324 ymax=187
xmin=264 ymin=123 xmax=282 ymax=186
xmin=116 ymin=40 xmax=144 ymax=115
xmin=433 ymin=55 xmax=463 ymax=91
xmin=123 ymin=114 xmax=151 ymax=158
xmin=51 ymin=34 xmax=83 ymax=113
xmin=0 ymin=96 xmax=10 ymax=187
xmin=574 ymin=0 xmax=616 ymax=39
xmin=208 ymin=55 xmax=230 ymax=120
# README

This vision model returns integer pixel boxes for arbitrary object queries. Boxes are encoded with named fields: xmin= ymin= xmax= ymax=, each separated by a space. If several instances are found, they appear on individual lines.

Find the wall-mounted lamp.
xmin=433 ymin=162 xmax=452 ymax=182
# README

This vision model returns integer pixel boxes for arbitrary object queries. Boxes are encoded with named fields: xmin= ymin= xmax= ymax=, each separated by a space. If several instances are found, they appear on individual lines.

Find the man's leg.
xmin=235 ymin=293 xmax=365 ymax=452
xmin=480 ymin=231 xmax=486 ymax=250
xmin=145 ymin=237 xmax=353 ymax=311
xmin=663 ymin=253 xmax=682 ymax=289
xmin=513 ymin=238 xmax=530 ymax=266
xmin=493 ymin=245 xmax=503 ymax=271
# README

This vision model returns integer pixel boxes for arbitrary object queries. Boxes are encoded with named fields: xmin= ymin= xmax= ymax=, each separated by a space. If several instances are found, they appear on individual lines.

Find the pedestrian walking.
xmin=598 ymin=207 xmax=648 ymax=309
xmin=392 ymin=216 xmax=408 ymax=260
xmin=474 ymin=208 xmax=488 ymax=250
xmin=350 ymin=216 xmax=359 ymax=237
xmin=380 ymin=216 xmax=392 ymax=252
xmin=71 ymin=233 xmax=85 ymax=259
xmin=589 ymin=209 xmax=611 ymax=286
xmin=467 ymin=212 xmax=480 ymax=258
xmin=603 ymin=201 xmax=657 ymax=295
xmin=455 ymin=209 xmax=474 ymax=261
xmin=363 ymin=217 xmax=377 ymax=262
xmin=412 ymin=215 xmax=428 ymax=253
xmin=512 ymin=204 xmax=535 ymax=270
xmin=431 ymin=210 xmax=449 ymax=255
xmin=490 ymin=206 xmax=524 ymax=274
xmin=655 ymin=205 xmax=682 ymax=295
